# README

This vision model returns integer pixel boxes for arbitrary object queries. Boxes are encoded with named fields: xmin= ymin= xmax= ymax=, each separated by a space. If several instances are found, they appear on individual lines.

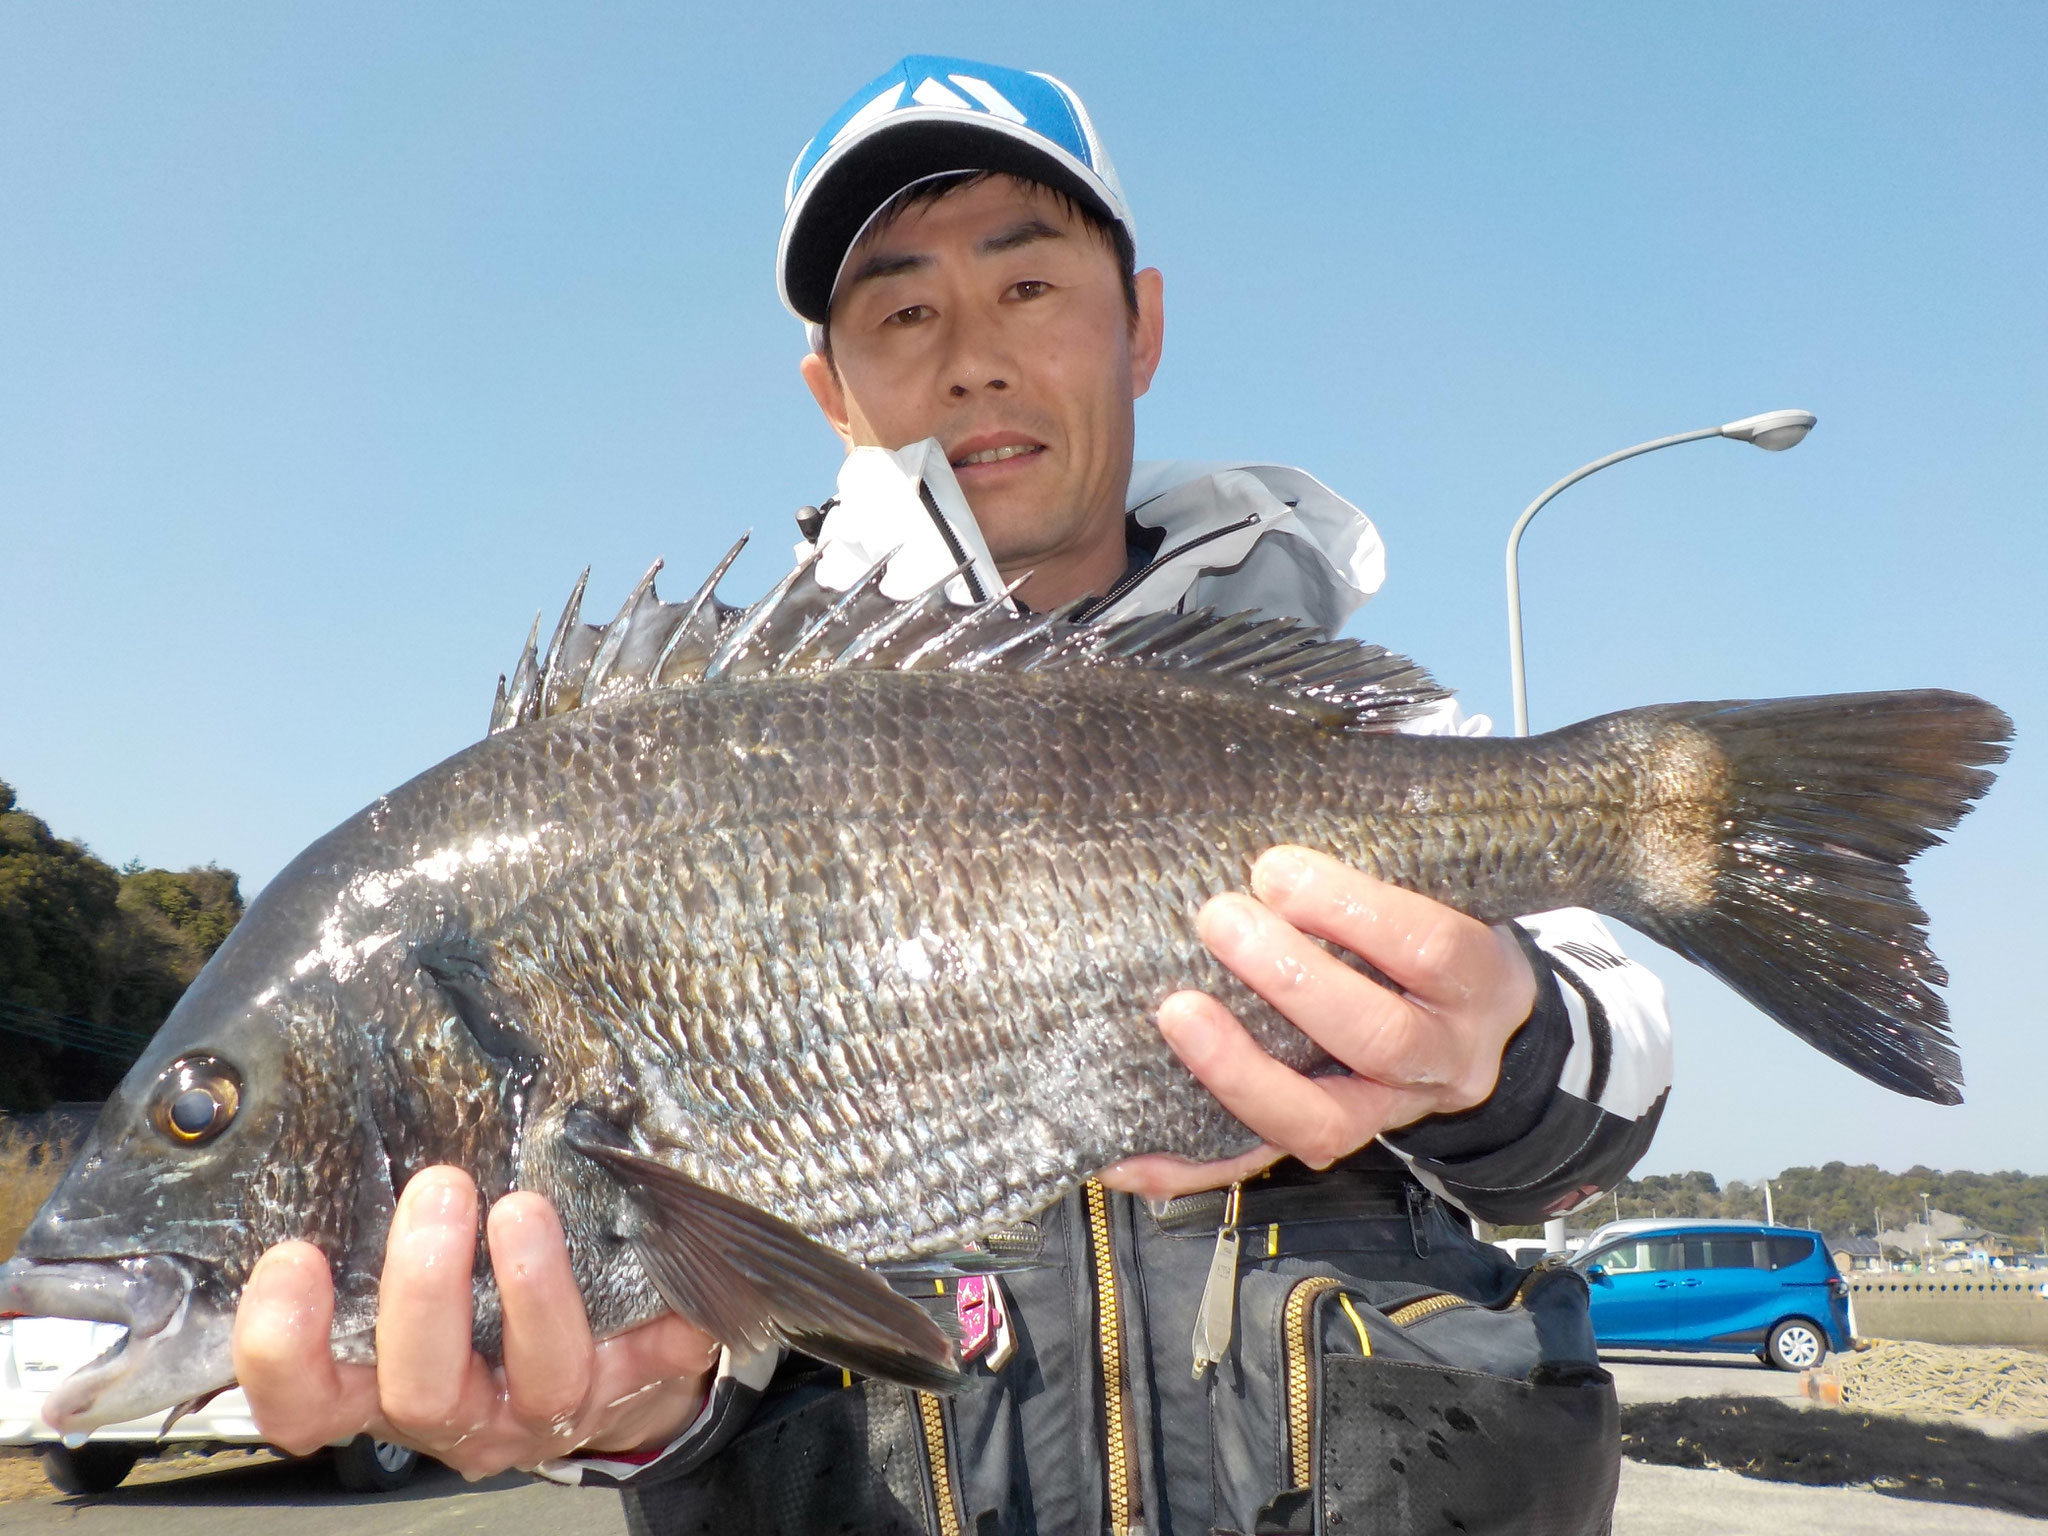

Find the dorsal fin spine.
xmin=538 ymin=568 xmax=591 ymax=719
xmin=833 ymin=560 xmax=973 ymax=668
xmin=586 ymin=558 xmax=664 ymax=698
xmin=952 ymin=610 xmax=1065 ymax=671
xmin=651 ymin=533 xmax=749 ymax=685
xmin=775 ymin=546 xmax=900 ymax=675
xmin=897 ymin=576 xmax=1029 ymax=671
xmin=504 ymin=612 xmax=542 ymax=728
xmin=704 ymin=545 xmax=821 ymax=681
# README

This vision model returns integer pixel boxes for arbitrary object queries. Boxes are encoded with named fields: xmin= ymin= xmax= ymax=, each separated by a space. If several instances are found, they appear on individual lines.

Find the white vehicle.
xmin=0 ymin=1314 xmax=421 ymax=1495
xmin=1491 ymin=1237 xmax=1552 ymax=1267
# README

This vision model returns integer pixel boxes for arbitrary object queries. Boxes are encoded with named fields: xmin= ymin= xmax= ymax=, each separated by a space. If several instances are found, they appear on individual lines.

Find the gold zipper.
xmin=1084 ymin=1177 xmax=1135 ymax=1536
xmin=1284 ymin=1285 xmax=1471 ymax=1489
xmin=1283 ymin=1275 xmax=1342 ymax=1488
xmin=916 ymin=1391 xmax=962 ymax=1536
xmin=1385 ymin=1292 xmax=1469 ymax=1328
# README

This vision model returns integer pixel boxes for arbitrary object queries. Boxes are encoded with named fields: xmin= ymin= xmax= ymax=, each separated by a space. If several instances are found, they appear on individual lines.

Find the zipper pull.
xmin=1405 ymin=1182 xmax=1434 ymax=1258
xmin=1191 ymin=1182 xmax=1244 ymax=1377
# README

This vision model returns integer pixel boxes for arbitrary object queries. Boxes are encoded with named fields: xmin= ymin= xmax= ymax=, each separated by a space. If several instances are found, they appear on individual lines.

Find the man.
xmin=233 ymin=57 xmax=1672 ymax=1533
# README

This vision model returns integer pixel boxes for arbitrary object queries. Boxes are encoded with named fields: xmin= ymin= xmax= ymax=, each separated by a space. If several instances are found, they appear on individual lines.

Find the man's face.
xmin=802 ymin=175 xmax=1165 ymax=605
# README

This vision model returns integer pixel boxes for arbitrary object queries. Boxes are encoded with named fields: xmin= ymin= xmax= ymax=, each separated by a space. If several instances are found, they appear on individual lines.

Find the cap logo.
xmin=942 ymin=74 xmax=1027 ymax=125
xmin=909 ymin=75 xmax=970 ymax=111
xmin=829 ymin=83 xmax=907 ymax=149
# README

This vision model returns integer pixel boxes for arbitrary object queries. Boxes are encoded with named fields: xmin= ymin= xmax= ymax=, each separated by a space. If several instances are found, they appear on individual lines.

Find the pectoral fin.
xmin=562 ymin=1110 xmax=962 ymax=1393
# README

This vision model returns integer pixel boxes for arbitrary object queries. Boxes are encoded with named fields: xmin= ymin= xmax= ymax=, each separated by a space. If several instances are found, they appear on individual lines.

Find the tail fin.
xmin=1610 ymin=690 xmax=2011 ymax=1104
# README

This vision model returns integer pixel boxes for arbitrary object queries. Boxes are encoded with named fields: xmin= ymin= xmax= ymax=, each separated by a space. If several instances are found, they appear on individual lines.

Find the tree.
xmin=0 ymin=779 xmax=243 ymax=1111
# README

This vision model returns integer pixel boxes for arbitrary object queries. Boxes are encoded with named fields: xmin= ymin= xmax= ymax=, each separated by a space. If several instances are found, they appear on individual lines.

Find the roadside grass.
xmin=0 ymin=1450 xmax=55 ymax=1504
xmin=0 ymin=1113 xmax=90 ymax=1260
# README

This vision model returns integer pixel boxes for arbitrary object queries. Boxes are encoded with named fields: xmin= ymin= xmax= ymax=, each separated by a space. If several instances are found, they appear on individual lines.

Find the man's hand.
xmin=233 ymin=1166 xmax=719 ymax=1480
xmin=1102 ymin=846 xmax=1538 ymax=1201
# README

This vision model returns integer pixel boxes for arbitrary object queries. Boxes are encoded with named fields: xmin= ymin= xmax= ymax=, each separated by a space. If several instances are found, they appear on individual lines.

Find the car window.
xmin=1764 ymin=1235 xmax=1815 ymax=1269
xmin=1593 ymin=1239 xmax=1684 ymax=1273
xmin=1682 ymin=1236 xmax=1761 ymax=1270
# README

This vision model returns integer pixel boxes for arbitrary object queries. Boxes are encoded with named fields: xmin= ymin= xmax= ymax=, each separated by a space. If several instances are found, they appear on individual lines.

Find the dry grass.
xmin=0 ymin=1450 xmax=55 ymax=1504
xmin=1816 ymin=1338 xmax=2048 ymax=1420
xmin=0 ymin=1110 xmax=92 ymax=1261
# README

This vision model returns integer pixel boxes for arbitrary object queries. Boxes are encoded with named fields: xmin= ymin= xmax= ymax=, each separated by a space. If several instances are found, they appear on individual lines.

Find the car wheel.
xmin=331 ymin=1435 xmax=422 ymax=1492
xmin=1765 ymin=1318 xmax=1828 ymax=1372
xmin=38 ymin=1442 xmax=141 ymax=1496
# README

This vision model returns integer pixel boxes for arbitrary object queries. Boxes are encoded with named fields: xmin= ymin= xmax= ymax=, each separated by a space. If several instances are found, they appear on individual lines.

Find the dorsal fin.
xmin=485 ymin=543 xmax=1448 ymax=737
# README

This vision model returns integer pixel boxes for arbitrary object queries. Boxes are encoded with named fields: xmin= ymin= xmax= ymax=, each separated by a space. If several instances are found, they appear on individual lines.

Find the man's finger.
xmin=1196 ymin=891 xmax=1439 ymax=1083
xmin=491 ymin=1192 xmax=596 ymax=1440
xmin=374 ymin=1167 xmax=491 ymax=1439
xmin=1097 ymin=1142 xmax=1286 ymax=1201
xmin=1248 ymin=846 xmax=1521 ymax=1011
xmin=1156 ymin=991 xmax=1426 ymax=1168
xmin=233 ymin=1242 xmax=379 ymax=1456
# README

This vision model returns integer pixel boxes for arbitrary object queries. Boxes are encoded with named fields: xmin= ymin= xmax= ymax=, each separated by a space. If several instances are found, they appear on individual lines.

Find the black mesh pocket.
xmin=1208 ymin=1262 xmax=1616 ymax=1536
xmin=1318 ymin=1355 xmax=1618 ymax=1536
xmin=622 ymin=1380 xmax=934 ymax=1536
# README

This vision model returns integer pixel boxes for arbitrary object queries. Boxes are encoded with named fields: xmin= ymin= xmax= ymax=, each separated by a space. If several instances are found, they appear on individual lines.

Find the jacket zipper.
xmin=1283 ymin=1275 xmax=1343 ymax=1489
xmin=918 ymin=481 xmax=990 ymax=604
xmin=1084 ymin=1177 xmax=1135 ymax=1536
xmin=1074 ymin=512 xmax=1263 ymax=620
xmin=915 ymin=1390 xmax=963 ymax=1536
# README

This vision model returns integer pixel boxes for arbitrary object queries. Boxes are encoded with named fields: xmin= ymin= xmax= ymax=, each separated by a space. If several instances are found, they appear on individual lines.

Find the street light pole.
xmin=1506 ymin=409 xmax=1816 ymax=739
xmin=1515 ymin=410 xmax=1816 ymax=1258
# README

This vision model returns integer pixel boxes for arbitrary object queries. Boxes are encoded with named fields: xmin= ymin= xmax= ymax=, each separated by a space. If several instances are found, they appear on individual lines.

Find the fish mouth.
xmin=0 ymin=1254 xmax=236 ymax=1432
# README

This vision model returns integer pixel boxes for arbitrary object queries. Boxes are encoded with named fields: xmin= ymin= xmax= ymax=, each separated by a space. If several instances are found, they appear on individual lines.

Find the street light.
xmin=1505 ymin=409 xmax=1816 ymax=737
xmin=1516 ymin=410 xmax=1815 ymax=1257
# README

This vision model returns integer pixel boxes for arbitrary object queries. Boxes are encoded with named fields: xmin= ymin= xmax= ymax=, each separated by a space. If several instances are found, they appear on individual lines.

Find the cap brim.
xmin=779 ymin=116 xmax=1120 ymax=325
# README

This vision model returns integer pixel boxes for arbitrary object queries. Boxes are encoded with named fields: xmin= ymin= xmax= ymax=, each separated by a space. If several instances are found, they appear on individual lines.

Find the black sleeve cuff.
xmin=1384 ymin=924 xmax=1574 ymax=1163
xmin=1406 ymin=1089 xmax=1668 ymax=1226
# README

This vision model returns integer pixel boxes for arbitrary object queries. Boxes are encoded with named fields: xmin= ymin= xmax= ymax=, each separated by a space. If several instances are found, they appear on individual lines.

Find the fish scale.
xmin=452 ymin=673 xmax=1597 ymax=1253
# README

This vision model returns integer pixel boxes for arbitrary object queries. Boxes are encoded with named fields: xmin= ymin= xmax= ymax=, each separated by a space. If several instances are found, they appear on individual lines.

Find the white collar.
xmin=803 ymin=442 xmax=1386 ymax=633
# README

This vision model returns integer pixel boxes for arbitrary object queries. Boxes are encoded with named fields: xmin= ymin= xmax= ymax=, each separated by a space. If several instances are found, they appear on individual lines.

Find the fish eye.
xmin=150 ymin=1057 xmax=242 ymax=1146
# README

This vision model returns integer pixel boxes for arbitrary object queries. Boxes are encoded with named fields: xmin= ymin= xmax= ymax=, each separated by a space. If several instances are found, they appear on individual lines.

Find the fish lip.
xmin=0 ymin=1254 xmax=236 ymax=1432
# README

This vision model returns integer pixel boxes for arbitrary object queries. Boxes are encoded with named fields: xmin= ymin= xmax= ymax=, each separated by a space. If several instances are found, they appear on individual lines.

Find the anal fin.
xmin=563 ymin=1109 xmax=962 ymax=1394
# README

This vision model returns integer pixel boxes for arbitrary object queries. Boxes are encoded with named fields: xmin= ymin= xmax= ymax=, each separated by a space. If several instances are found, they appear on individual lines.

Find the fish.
xmin=0 ymin=538 xmax=2011 ymax=1431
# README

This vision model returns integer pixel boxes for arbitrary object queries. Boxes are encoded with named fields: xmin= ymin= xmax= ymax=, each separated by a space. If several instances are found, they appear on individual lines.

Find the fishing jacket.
xmin=545 ymin=444 xmax=1669 ymax=1534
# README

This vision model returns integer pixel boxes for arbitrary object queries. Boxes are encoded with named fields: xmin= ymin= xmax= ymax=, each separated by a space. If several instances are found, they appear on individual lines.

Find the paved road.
xmin=0 ymin=1354 xmax=2037 ymax=1534
xmin=1615 ymin=1460 xmax=2047 ymax=1534
xmin=1603 ymin=1346 xmax=1811 ymax=1407
xmin=0 ymin=1455 xmax=628 ymax=1536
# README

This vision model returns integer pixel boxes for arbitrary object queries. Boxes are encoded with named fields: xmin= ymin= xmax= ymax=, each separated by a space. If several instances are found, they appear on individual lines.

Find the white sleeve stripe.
xmin=1518 ymin=908 xmax=1673 ymax=1122
xmin=1553 ymin=972 xmax=1595 ymax=1102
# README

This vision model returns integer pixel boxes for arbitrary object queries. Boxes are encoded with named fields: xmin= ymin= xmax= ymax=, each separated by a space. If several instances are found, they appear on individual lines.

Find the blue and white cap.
xmin=779 ymin=55 xmax=1134 ymax=326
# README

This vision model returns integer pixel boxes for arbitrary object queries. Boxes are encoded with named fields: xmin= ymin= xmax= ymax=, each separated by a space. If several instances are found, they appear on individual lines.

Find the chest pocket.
xmin=1209 ymin=1265 xmax=1619 ymax=1536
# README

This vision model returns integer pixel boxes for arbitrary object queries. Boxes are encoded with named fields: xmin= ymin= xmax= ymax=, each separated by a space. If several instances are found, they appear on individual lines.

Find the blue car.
xmin=1573 ymin=1220 xmax=1854 ymax=1370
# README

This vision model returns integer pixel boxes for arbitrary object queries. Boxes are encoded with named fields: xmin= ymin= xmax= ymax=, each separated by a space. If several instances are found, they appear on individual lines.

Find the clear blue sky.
xmin=3 ymin=5 xmax=2042 ymax=1181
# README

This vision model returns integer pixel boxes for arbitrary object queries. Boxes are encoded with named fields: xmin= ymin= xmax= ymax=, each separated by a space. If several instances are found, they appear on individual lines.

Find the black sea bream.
xmin=0 ymin=542 xmax=2011 ymax=1427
